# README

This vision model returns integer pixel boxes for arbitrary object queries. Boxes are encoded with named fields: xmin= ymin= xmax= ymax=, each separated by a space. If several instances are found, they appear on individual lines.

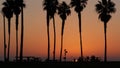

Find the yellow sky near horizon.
xmin=0 ymin=0 xmax=120 ymax=61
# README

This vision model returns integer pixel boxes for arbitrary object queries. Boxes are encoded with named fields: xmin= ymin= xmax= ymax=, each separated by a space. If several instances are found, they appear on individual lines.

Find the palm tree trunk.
xmin=78 ymin=12 xmax=83 ymax=61
xmin=60 ymin=35 xmax=63 ymax=62
xmin=20 ymin=7 xmax=24 ymax=62
xmin=104 ymin=23 xmax=107 ymax=62
xmin=60 ymin=20 xmax=65 ymax=62
xmin=7 ymin=18 xmax=11 ymax=62
xmin=53 ymin=16 xmax=56 ymax=61
xmin=16 ymin=15 xmax=19 ymax=62
xmin=3 ymin=15 xmax=7 ymax=62
xmin=47 ymin=12 xmax=50 ymax=61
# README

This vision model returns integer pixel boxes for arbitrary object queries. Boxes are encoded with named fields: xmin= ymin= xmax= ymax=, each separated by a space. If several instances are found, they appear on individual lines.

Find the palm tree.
xmin=70 ymin=0 xmax=88 ymax=61
xmin=14 ymin=0 xmax=25 ymax=62
xmin=48 ymin=0 xmax=59 ymax=61
xmin=2 ymin=6 xmax=7 ymax=62
xmin=2 ymin=0 xmax=14 ymax=61
xmin=95 ymin=0 xmax=116 ymax=62
xmin=43 ymin=0 xmax=52 ymax=61
xmin=58 ymin=1 xmax=71 ymax=62
xmin=13 ymin=0 xmax=21 ymax=62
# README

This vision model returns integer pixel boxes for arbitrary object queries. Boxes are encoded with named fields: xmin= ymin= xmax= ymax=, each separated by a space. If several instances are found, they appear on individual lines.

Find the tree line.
xmin=1 ymin=0 xmax=25 ymax=62
xmin=43 ymin=0 xmax=116 ymax=62
xmin=0 ymin=0 xmax=116 ymax=62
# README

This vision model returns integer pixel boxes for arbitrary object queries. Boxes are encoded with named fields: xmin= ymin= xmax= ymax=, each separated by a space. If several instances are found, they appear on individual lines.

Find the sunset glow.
xmin=0 ymin=0 xmax=120 ymax=61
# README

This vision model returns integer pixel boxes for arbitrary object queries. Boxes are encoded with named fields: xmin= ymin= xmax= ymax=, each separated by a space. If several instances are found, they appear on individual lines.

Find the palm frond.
xmin=15 ymin=0 xmax=26 ymax=8
xmin=108 ymin=0 xmax=116 ymax=13
xmin=95 ymin=3 xmax=104 ymax=13
xmin=2 ymin=2 xmax=8 ymax=7
xmin=70 ymin=0 xmax=79 ymax=7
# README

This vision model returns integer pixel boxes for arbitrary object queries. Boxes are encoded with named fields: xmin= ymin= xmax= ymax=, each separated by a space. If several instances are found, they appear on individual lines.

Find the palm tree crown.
xmin=43 ymin=0 xmax=52 ymax=17
xmin=49 ymin=0 xmax=58 ymax=19
xmin=14 ymin=0 xmax=25 ymax=8
xmin=2 ymin=1 xmax=13 ymax=21
xmin=58 ymin=2 xmax=71 ymax=35
xmin=95 ymin=0 xmax=116 ymax=23
xmin=43 ymin=0 xmax=58 ymax=18
xmin=58 ymin=2 xmax=71 ymax=20
xmin=70 ymin=0 xmax=88 ymax=13
xmin=13 ymin=4 xmax=21 ymax=17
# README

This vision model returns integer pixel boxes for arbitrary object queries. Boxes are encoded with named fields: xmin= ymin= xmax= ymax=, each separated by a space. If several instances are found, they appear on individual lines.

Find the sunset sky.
xmin=0 ymin=0 xmax=120 ymax=61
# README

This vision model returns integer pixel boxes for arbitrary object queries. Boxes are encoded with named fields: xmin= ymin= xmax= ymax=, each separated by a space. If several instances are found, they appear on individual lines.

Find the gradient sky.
xmin=0 ymin=0 xmax=120 ymax=61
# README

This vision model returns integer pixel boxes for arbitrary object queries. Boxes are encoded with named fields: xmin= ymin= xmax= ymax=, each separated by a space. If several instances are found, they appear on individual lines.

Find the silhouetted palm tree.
xmin=2 ymin=0 xmax=14 ymax=61
xmin=95 ymin=0 xmax=116 ymax=62
xmin=14 ymin=0 xmax=25 ymax=62
xmin=48 ymin=0 xmax=59 ymax=61
xmin=13 ymin=0 xmax=21 ymax=61
xmin=70 ymin=0 xmax=88 ymax=61
xmin=58 ymin=2 xmax=71 ymax=62
xmin=2 ymin=6 xmax=7 ymax=62
xmin=43 ymin=0 xmax=52 ymax=61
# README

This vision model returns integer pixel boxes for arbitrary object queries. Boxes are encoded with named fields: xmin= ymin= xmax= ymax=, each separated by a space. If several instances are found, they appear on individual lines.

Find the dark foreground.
xmin=0 ymin=61 xmax=120 ymax=68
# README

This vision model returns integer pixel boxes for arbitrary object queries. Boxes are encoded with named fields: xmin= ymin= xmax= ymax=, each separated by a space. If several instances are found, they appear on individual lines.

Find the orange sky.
xmin=0 ymin=0 xmax=120 ymax=61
